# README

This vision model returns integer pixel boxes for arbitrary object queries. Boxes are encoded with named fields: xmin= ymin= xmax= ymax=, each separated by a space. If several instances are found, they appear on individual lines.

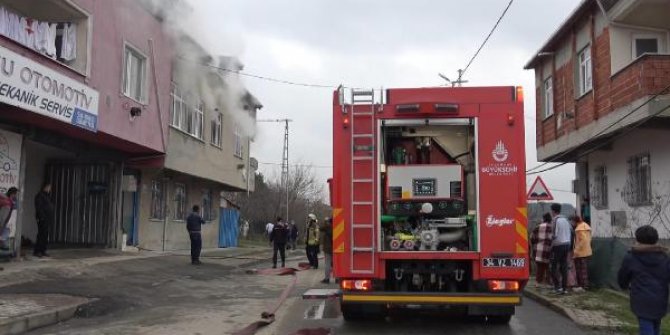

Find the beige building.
xmin=132 ymin=36 xmax=262 ymax=252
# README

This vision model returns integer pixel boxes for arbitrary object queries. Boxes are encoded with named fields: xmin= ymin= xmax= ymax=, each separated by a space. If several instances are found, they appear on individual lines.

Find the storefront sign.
xmin=0 ymin=45 xmax=99 ymax=132
xmin=0 ymin=129 xmax=21 ymax=194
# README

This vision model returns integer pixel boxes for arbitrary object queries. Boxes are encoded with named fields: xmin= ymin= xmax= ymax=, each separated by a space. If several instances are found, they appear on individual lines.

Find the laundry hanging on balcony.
xmin=0 ymin=5 xmax=76 ymax=62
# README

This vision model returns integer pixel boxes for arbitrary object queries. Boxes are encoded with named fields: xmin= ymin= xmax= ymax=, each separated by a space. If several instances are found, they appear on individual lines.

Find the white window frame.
xmin=122 ymin=43 xmax=148 ymax=104
xmin=173 ymin=183 xmax=187 ymax=221
xmin=170 ymin=82 xmax=184 ymax=129
xmin=189 ymin=101 xmax=204 ymax=139
xmin=211 ymin=111 xmax=223 ymax=147
xmin=592 ymin=166 xmax=608 ymax=209
xmin=234 ymin=125 xmax=243 ymax=158
xmin=578 ymin=45 xmax=593 ymax=96
xmin=543 ymin=77 xmax=554 ymax=119
xmin=632 ymin=35 xmax=660 ymax=59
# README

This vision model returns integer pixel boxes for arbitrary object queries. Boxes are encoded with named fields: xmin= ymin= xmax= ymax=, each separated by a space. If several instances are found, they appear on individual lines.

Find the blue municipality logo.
xmin=71 ymin=108 xmax=98 ymax=132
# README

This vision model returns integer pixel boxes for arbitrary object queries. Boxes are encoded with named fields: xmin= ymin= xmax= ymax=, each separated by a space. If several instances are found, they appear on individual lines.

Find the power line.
xmin=258 ymin=161 xmax=332 ymax=169
xmin=526 ymin=82 xmax=670 ymax=173
xmin=458 ymin=0 xmax=514 ymax=82
xmin=177 ymin=56 xmax=338 ymax=89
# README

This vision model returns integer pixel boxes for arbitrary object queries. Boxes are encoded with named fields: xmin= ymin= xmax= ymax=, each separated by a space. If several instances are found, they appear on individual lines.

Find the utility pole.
xmin=257 ymin=118 xmax=293 ymax=223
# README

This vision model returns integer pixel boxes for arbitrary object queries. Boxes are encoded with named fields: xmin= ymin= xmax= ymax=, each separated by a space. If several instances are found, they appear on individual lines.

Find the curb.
xmin=522 ymin=289 xmax=582 ymax=325
xmin=0 ymin=296 xmax=92 ymax=335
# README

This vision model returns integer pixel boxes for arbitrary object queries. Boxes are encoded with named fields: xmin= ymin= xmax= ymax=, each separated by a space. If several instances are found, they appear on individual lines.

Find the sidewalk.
xmin=0 ymin=245 xmax=276 ymax=334
xmin=523 ymin=278 xmax=654 ymax=334
xmin=0 ymin=294 xmax=91 ymax=335
xmin=0 ymin=245 xmax=274 ymax=289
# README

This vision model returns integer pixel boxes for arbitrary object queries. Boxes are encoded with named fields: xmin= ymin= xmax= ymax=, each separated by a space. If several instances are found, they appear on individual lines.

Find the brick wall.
xmin=535 ymin=23 xmax=670 ymax=151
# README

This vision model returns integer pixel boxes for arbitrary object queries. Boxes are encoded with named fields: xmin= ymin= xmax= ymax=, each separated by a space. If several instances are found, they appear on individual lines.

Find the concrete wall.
xmin=586 ymin=128 xmax=670 ymax=239
xmin=136 ymin=169 xmax=224 ymax=251
xmin=164 ymin=113 xmax=249 ymax=191
xmin=610 ymin=25 xmax=669 ymax=75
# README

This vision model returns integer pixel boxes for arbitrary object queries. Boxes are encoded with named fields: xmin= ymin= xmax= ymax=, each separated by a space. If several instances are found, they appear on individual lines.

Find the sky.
xmin=187 ymin=0 xmax=582 ymax=205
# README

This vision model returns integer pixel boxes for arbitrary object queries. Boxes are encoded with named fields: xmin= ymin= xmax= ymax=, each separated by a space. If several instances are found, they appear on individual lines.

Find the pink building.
xmin=0 ymin=0 xmax=261 ymax=257
xmin=0 ymin=0 xmax=173 ymax=254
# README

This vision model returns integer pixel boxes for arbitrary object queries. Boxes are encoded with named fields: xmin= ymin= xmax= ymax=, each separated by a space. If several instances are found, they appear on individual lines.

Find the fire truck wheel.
xmin=486 ymin=314 xmax=512 ymax=324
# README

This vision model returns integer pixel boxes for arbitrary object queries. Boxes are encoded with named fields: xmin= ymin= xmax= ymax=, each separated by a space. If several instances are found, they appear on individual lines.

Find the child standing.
xmin=618 ymin=225 xmax=670 ymax=335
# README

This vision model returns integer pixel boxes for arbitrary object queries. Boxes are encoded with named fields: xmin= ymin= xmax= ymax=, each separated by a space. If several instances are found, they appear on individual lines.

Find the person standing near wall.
xmin=186 ymin=205 xmax=205 ymax=265
xmin=270 ymin=217 xmax=288 ymax=268
xmin=305 ymin=214 xmax=320 ymax=269
xmin=34 ymin=182 xmax=54 ymax=258
xmin=530 ymin=213 xmax=553 ymax=288
xmin=550 ymin=203 xmax=571 ymax=295
xmin=320 ymin=217 xmax=333 ymax=284
xmin=0 ymin=188 xmax=17 ymax=249
xmin=571 ymin=215 xmax=592 ymax=290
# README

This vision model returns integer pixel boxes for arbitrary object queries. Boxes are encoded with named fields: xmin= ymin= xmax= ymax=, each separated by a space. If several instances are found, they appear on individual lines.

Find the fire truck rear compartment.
xmin=380 ymin=122 xmax=478 ymax=252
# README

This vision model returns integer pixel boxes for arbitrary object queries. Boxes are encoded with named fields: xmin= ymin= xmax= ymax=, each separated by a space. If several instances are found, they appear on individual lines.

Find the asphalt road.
xmin=268 ymin=267 xmax=617 ymax=335
xmin=0 ymin=252 xmax=618 ymax=335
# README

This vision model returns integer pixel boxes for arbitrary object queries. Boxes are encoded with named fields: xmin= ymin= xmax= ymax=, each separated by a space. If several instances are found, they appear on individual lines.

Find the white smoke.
xmin=139 ymin=0 xmax=258 ymax=138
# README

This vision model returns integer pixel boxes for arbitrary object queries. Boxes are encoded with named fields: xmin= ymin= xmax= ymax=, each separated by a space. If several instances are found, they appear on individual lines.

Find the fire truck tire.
xmin=486 ymin=314 xmax=512 ymax=324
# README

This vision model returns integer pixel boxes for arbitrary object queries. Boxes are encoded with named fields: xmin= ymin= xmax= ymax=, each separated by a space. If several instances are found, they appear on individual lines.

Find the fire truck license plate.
xmin=482 ymin=258 xmax=525 ymax=268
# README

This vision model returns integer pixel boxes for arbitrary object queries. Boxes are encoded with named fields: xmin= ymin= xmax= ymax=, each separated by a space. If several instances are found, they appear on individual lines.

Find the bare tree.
xmin=234 ymin=162 xmax=331 ymax=238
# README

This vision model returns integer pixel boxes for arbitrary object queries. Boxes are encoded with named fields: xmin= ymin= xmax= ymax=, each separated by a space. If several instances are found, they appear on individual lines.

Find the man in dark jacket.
xmin=186 ymin=205 xmax=206 ymax=265
xmin=270 ymin=217 xmax=288 ymax=268
xmin=34 ymin=182 xmax=54 ymax=258
xmin=618 ymin=225 xmax=670 ymax=335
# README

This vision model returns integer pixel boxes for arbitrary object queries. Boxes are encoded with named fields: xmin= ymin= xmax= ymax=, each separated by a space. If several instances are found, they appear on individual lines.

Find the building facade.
xmin=0 ymin=0 xmax=260 ymax=257
xmin=525 ymin=0 xmax=670 ymax=285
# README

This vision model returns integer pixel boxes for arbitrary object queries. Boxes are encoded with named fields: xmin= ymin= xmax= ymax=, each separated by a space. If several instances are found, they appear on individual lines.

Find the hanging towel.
xmin=19 ymin=17 xmax=37 ymax=48
xmin=60 ymin=22 xmax=77 ymax=61
xmin=0 ymin=7 xmax=9 ymax=37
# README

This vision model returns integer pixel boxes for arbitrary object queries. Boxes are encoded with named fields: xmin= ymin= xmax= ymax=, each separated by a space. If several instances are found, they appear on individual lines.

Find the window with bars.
xmin=202 ymin=189 xmax=214 ymax=221
xmin=173 ymin=183 xmax=187 ymax=220
xmin=150 ymin=180 xmax=165 ymax=219
xmin=592 ymin=166 xmax=608 ymax=209
xmin=578 ymin=46 xmax=593 ymax=96
xmin=624 ymin=153 xmax=652 ymax=206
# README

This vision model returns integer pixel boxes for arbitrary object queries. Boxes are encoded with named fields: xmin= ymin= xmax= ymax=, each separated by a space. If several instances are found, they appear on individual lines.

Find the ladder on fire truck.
xmin=350 ymin=89 xmax=377 ymax=275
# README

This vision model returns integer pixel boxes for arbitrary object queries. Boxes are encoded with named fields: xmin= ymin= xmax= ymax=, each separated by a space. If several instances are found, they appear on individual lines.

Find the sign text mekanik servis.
xmin=0 ymin=45 xmax=99 ymax=132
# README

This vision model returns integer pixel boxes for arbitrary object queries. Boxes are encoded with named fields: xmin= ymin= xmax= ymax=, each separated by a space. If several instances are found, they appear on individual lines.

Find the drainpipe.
xmin=148 ymin=39 xmax=167 ymax=153
xmin=161 ymin=176 xmax=170 ymax=252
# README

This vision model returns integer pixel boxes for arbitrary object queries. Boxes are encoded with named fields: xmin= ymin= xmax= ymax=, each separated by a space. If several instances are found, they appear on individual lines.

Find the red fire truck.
xmin=330 ymin=86 xmax=528 ymax=322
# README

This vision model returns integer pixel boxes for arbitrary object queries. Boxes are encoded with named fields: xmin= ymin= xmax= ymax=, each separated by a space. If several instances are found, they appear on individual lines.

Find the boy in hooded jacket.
xmin=618 ymin=225 xmax=670 ymax=335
